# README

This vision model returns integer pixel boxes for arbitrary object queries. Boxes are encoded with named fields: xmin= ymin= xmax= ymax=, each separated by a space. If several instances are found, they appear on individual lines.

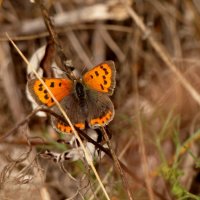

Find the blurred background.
xmin=1 ymin=0 xmax=200 ymax=199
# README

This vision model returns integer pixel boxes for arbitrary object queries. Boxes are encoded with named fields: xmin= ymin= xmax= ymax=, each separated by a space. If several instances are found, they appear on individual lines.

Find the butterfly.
xmin=28 ymin=61 xmax=116 ymax=134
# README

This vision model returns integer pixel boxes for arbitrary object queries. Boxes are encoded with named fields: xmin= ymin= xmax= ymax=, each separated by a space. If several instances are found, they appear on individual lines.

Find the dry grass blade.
xmin=133 ymin=69 xmax=155 ymax=200
xmin=0 ymin=24 xmax=133 ymax=42
xmin=0 ymin=42 xmax=26 ymax=122
xmin=101 ymin=128 xmax=134 ymax=200
xmin=40 ymin=187 xmax=51 ymax=200
xmin=67 ymin=30 xmax=92 ymax=66
xmin=99 ymin=25 xmax=126 ymax=62
xmin=6 ymin=33 xmax=111 ymax=200
xmin=125 ymin=4 xmax=200 ymax=107
xmin=89 ymin=137 xmax=134 ymax=200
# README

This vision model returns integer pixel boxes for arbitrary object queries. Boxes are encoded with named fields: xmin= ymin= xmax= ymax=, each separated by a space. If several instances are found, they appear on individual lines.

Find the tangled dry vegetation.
xmin=1 ymin=0 xmax=200 ymax=199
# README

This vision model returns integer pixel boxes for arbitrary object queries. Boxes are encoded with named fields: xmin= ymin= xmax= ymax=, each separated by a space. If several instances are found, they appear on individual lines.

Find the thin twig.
xmin=0 ymin=105 xmax=70 ymax=143
xmin=89 ymin=137 xmax=134 ymax=200
xmin=101 ymin=127 xmax=134 ymax=200
xmin=37 ymin=0 xmax=74 ymax=77
xmin=0 ymin=24 xmax=133 ymax=42
xmin=0 ymin=106 xmax=43 ymax=142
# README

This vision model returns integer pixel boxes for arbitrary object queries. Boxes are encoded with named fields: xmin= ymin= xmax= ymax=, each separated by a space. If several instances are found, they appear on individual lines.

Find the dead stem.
xmin=125 ymin=4 xmax=200 ymax=107
xmin=37 ymin=0 xmax=74 ymax=76
xmin=133 ymin=71 xmax=155 ymax=200
xmin=0 ymin=24 xmax=133 ymax=42
xmin=0 ymin=106 xmax=43 ymax=142
xmin=101 ymin=127 xmax=134 ymax=200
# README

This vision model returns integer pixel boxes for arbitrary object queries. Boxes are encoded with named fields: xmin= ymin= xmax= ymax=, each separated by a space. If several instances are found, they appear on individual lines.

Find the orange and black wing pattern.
xmin=28 ymin=78 xmax=73 ymax=107
xmin=51 ymin=94 xmax=86 ymax=134
xmin=82 ymin=61 xmax=116 ymax=95
xmin=85 ymin=90 xmax=115 ymax=128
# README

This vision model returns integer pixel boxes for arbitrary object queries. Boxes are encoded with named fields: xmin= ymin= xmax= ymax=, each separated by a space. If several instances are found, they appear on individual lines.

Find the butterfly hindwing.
xmin=28 ymin=78 xmax=73 ymax=107
xmin=85 ymin=90 xmax=115 ymax=128
xmin=51 ymin=94 xmax=86 ymax=134
xmin=82 ymin=61 xmax=116 ymax=95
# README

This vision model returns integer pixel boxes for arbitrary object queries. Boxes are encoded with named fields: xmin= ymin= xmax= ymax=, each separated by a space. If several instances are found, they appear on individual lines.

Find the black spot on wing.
xmin=44 ymin=94 xmax=49 ymax=99
xmin=50 ymin=82 xmax=55 ymax=87
xmin=95 ymin=71 xmax=99 ymax=76
xmin=100 ymin=84 xmax=104 ymax=90
xmin=104 ymin=69 xmax=109 ymax=75
xmin=100 ymin=65 xmax=109 ymax=75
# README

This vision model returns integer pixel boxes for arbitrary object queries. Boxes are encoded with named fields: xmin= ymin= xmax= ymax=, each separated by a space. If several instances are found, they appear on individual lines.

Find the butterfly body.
xmin=28 ymin=61 xmax=116 ymax=134
xmin=74 ymin=81 xmax=87 ymax=111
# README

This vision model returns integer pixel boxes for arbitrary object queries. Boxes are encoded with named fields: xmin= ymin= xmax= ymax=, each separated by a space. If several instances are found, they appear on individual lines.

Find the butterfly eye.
xmin=63 ymin=152 xmax=70 ymax=160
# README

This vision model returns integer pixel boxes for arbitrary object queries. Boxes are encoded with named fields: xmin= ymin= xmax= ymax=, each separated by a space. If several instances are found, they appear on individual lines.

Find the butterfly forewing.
xmin=28 ymin=78 xmax=73 ymax=107
xmin=82 ymin=61 xmax=116 ymax=95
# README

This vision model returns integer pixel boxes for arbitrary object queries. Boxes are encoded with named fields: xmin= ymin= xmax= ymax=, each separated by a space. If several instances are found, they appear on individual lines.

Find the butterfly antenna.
xmin=52 ymin=66 xmax=74 ymax=79
xmin=51 ymin=66 xmax=64 ymax=72
xmin=80 ymin=65 xmax=87 ymax=75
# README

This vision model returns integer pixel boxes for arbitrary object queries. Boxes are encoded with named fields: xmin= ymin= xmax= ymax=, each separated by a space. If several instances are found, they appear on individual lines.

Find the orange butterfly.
xmin=28 ymin=61 xmax=116 ymax=134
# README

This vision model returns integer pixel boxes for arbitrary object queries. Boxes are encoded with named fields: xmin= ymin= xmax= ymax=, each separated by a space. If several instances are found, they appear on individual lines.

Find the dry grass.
xmin=1 ymin=0 xmax=200 ymax=199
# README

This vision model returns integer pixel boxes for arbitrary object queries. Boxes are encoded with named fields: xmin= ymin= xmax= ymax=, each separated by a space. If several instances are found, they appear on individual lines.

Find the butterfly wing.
xmin=51 ymin=94 xmax=86 ymax=134
xmin=82 ymin=61 xmax=116 ymax=95
xmin=85 ymin=90 xmax=115 ymax=129
xmin=28 ymin=78 xmax=73 ymax=107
